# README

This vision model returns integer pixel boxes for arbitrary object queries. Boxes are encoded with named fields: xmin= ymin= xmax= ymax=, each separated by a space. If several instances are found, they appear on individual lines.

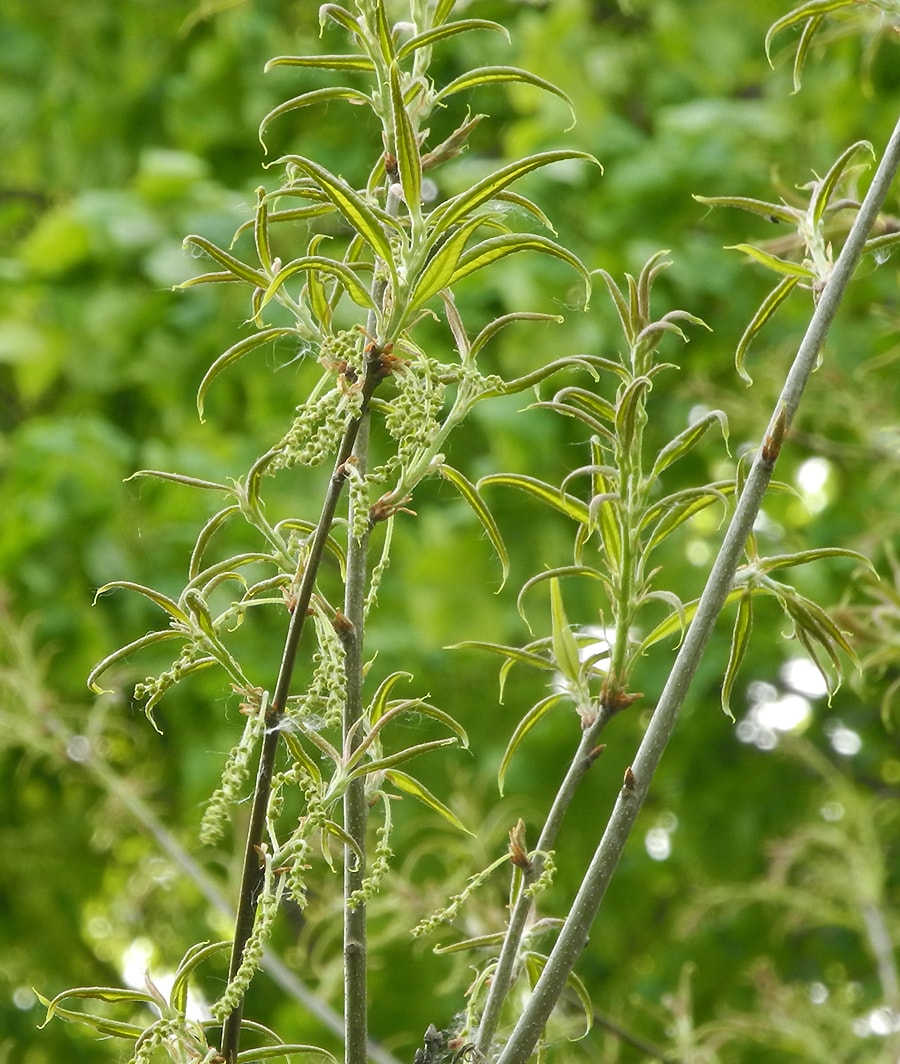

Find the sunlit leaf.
xmin=266 ymin=53 xmax=375 ymax=73
xmin=726 ymin=243 xmax=818 ymax=278
xmin=498 ymin=694 xmax=564 ymax=795
xmin=550 ymin=578 xmax=581 ymax=688
xmin=440 ymin=464 xmax=509 ymax=587
xmin=197 ymin=328 xmax=297 ymax=420
xmin=435 ymin=66 xmax=576 ymax=127
xmin=389 ymin=63 xmax=422 ymax=214
xmin=810 ymin=140 xmax=873 ymax=227
xmin=693 ymin=194 xmax=800 ymax=225
xmin=428 ymin=150 xmax=599 ymax=236
xmin=721 ymin=590 xmax=753 ymax=720
xmin=236 ymin=1044 xmax=337 ymax=1062
xmin=384 ymin=770 xmax=473 ymax=834
xmin=447 ymin=233 xmax=592 ymax=309
xmin=734 ymin=275 xmax=802 ymax=384
xmin=259 ymin=87 xmax=371 ymax=149
xmin=181 ymin=235 xmax=269 ymax=288
xmin=395 ymin=20 xmax=509 ymax=62
xmin=170 ymin=941 xmax=231 ymax=1015
xmin=648 ymin=409 xmax=730 ymax=483
xmin=272 ymin=155 xmax=398 ymax=270
xmin=258 ymin=257 xmax=375 ymax=314
xmin=642 ymin=484 xmax=732 ymax=554
xmin=478 ymin=473 xmax=590 ymax=524
xmin=765 ymin=0 xmax=857 ymax=66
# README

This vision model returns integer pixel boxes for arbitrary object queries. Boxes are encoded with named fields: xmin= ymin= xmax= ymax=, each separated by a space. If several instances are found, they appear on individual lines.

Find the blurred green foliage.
xmin=1 ymin=1 xmax=898 ymax=1062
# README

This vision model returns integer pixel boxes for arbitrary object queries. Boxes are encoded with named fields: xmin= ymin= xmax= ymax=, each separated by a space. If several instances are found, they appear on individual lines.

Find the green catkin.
xmin=200 ymin=692 xmax=267 ymax=845
xmin=211 ymin=857 xmax=281 ymax=1023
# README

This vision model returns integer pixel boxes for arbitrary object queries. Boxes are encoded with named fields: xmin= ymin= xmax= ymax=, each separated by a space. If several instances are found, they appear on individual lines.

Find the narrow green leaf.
xmin=500 ymin=355 xmax=603 ymax=397
xmin=589 ymin=468 xmax=621 ymax=567
xmin=734 ymin=275 xmax=801 ymax=384
xmin=726 ymin=243 xmax=817 ymax=278
xmin=371 ymin=0 xmax=396 ymax=64
xmin=428 ymin=150 xmax=599 ymax=236
xmin=721 ymin=590 xmax=753 ymax=720
xmin=448 ymin=233 xmax=592 ymax=308
xmin=273 ymin=155 xmax=397 ymax=269
xmin=86 ymin=630 xmax=185 ymax=695
xmin=171 ymin=942 xmax=230 ymax=1014
xmin=440 ymin=464 xmax=509 ymax=587
xmin=265 ymin=54 xmax=375 ymax=73
xmin=757 ymin=547 xmax=874 ymax=575
xmin=693 ymin=194 xmax=799 ymax=225
xmin=347 ymin=737 xmax=458 ymax=780
xmin=319 ymin=4 xmax=365 ymax=41
xmin=197 ymin=328 xmax=296 ymax=420
xmin=126 ymin=469 xmax=230 ymax=492
xmin=396 ymin=20 xmax=509 ymax=61
xmin=367 ymin=671 xmax=413 ymax=727
xmin=469 ymin=311 xmax=564 ymax=360
xmin=477 ymin=473 xmax=590 ymax=524
xmin=237 ymin=1045 xmax=337 ymax=1062
xmin=649 ymin=409 xmax=730 ymax=483
xmin=435 ymin=66 xmax=576 ymax=127
xmin=594 ymin=268 xmax=633 ymax=344
xmin=614 ymin=375 xmax=652 ymax=451
xmin=409 ymin=215 xmax=488 ymax=309
xmin=498 ymin=694 xmax=564 ymax=795
xmin=810 ymin=141 xmax=873 ymax=227
xmin=182 ymin=235 xmax=269 ymax=287
xmin=259 ymin=257 xmax=375 ymax=314
xmin=385 ymin=770 xmax=473 ymax=834
xmin=93 ymin=581 xmax=190 ymax=624
xmin=39 ymin=985 xmax=158 ymax=1028
xmin=433 ymin=932 xmax=507 ymax=954
xmin=36 ymin=999 xmax=143 ymax=1038
xmin=516 ymin=566 xmax=603 ymax=630
xmin=642 ymin=484 xmax=732 ymax=554
xmin=550 ymin=578 xmax=582 ymax=687
xmin=259 ymin=87 xmax=371 ymax=148
xmin=389 ymin=63 xmax=422 ymax=213
xmin=790 ymin=13 xmax=825 ymax=91
xmin=765 ymin=0 xmax=857 ymax=65
xmin=448 ymin=640 xmax=553 ymax=673
xmin=252 ymin=187 xmax=272 ymax=272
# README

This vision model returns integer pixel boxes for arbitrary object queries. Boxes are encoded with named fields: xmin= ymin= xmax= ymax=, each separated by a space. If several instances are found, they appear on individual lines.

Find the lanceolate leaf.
xmin=693 ymin=194 xmax=799 ymax=225
xmin=477 ymin=473 xmax=590 ymax=524
xmin=182 ymin=235 xmax=268 ymax=288
xmin=86 ymin=630 xmax=186 ymax=696
xmin=756 ymin=546 xmax=874 ymax=575
xmin=735 ymin=275 xmax=802 ymax=384
xmin=498 ymin=693 xmax=564 ymax=795
xmin=272 ymin=155 xmax=398 ymax=269
xmin=549 ymin=578 xmax=582 ymax=689
xmin=385 ymin=770 xmax=473 ymax=834
xmin=259 ymin=257 xmax=376 ymax=314
xmin=258 ymin=87 xmax=371 ymax=148
xmin=440 ymin=464 xmax=509 ymax=586
xmin=237 ymin=1044 xmax=338 ymax=1062
xmin=435 ymin=66 xmax=576 ymax=127
xmin=764 ymin=0 xmax=857 ymax=65
xmin=409 ymin=215 xmax=489 ymax=310
xmin=395 ymin=20 xmax=509 ymax=62
xmin=810 ymin=140 xmax=873 ymax=226
xmin=726 ymin=243 xmax=818 ymax=278
xmin=319 ymin=4 xmax=366 ymax=42
xmin=648 ymin=409 xmax=730 ymax=483
xmin=389 ymin=64 xmax=422 ymax=215
xmin=428 ymin=150 xmax=599 ymax=236
xmin=197 ymin=328 xmax=297 ymax=420
xmin=93 ymin=581 xmax=190 ymax=624
xmin=642 ymin=484 xmax=732 ymax=554
xmin=448 ymin=233 xmax=592 ymax=308
xmin=265 ymin=54 xmax=376 ymax=73
xmin=721 ymin=589 xmax=753 ymax=720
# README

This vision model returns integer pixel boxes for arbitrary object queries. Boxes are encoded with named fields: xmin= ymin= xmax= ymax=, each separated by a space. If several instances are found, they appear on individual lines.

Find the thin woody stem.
xmin=495 ymin=111 xmax=900 ymax=1064
xmin=219 ymin=358 xmax=384 ymax=1064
